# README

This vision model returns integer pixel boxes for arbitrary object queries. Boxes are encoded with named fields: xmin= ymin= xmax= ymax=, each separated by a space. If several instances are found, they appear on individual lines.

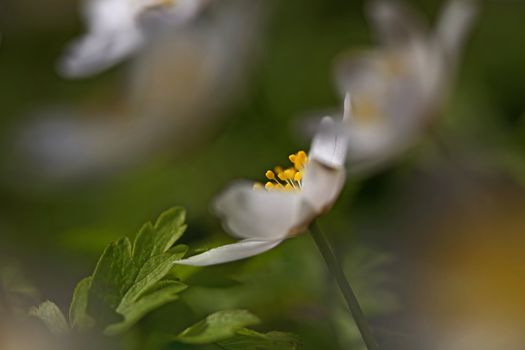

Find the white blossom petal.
xmin=212 ymin=181 xmax=309 ymax=240
xmin=175 ymin=238 xmax=284 ymax=266
xmin=58 ymin=0 xmax=144 ymax=78
xmin=334 ymin=45 xmax=438 ymax=173
xmin=434 ymin=0 xmax=478 ymax=61
xmin=309 ymin=116 xmax=349 ymax=169
xmin=301 ymin=160 xmax=346 ymax=215
xmin=366 ymin=0 xmax=427 ymax=46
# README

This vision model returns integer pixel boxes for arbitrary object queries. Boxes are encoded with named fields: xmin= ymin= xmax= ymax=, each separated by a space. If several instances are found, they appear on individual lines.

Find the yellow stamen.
xmin=284 ymin=168 xmax=296 ymax=180
xmin=265 ymin=170 xmax=276 ymax=180
xmin=254 ymin=150 xmax=309 ymax=192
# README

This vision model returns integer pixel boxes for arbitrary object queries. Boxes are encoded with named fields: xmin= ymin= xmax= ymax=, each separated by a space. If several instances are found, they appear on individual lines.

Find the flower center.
xmin=354 ymin=95 xmax=381 ymax=123
xmin=254 ymin=150 xmax=308 ymax=192
xmin=382 ymin=52 xmax=407 ymax=77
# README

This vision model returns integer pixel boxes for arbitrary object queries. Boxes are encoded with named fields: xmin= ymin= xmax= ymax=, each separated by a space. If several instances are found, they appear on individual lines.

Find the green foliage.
xmin=176 ymin=310 xmax=260 ymax=344
xmin=29 ymin=301 xmax=70 ymax=336
xmin=217 ymin=329 xmax=301 ymax=350
xmin=69 ymin=277 xmax=94 ymax=331
xmin=173 ymin=310 xmax=300 ymax=349
xmin=31 ymin=208 xmax=190 ymax=336
xmin=87 ymin=207 xmax=189 ymax=335
xmin=28 ymin=207 xmax=302 ymax=349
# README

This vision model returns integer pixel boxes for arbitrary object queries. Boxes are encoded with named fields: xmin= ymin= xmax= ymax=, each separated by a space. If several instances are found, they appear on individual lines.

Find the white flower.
xmin=59 ymin=0 xmax=210 ymax=78
xmin=176 ymin=96 xmax=352 ymax=266
xmin=14 ymin=2 xmax=260 ymax=184
xmin=335 ymin=0 xmax=478 ymax=173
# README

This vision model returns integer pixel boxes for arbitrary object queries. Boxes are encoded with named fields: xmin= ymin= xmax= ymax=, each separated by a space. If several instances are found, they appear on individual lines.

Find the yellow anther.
xmin=253 ymin=182 xmax=263 ymax=190
xmin=297 ymin=151 xmax=307 ymax=163
xmin=265 ymin=170 xmax=276 ymax=180
xmin=255 ymin=150 xmax=309 ymax=192
xmin=290 ymin=151 xmax=306 ymax=170
xmin=284 ymin=168 xmax=296 ymax=180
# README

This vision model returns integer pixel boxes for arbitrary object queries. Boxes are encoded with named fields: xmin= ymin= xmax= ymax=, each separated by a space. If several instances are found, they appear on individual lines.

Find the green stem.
xmin=310 ymin=221 xmax=379 ymax=350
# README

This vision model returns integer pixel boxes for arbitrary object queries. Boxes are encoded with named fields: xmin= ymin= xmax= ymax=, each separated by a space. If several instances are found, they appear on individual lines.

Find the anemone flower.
xmin=12 ymin=1 xmax=260 ymax=185
xmin=176 ymin=95 xmax=352 ymax=267
xmin=177 ymin=95 xmax=379 ymax=350
xmin=334 ymin=0 xmax=478 ymax=173
xmin=58 ymin=0 xmax=211 ymax=78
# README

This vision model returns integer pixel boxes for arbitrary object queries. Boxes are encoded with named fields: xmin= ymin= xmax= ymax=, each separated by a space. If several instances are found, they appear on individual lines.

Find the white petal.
xmin=301 ymin=160 xmax=346 ymax=215
xmin=366 ymin=0 xmax=427 ymax=46
xmin=58 ymin=0 xmax=144 ymax=78
xmin=334 ymin=50 xmax=391 ymax=102
xmin=434 ymin=0 xmax=478 ymax=60
xmin=335 ymin=46 xmax=437 ymax=173
xmin=309 ymin=117 xmax=349 ymax=169
xmin=175 ymin=238 xmax=284 ymax=266
xmin=212 ymin=181 xmax=309 ymax=240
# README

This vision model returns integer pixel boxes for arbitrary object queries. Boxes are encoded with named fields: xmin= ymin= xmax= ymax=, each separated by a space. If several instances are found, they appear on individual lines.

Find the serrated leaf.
xmin=105 ymin=280 xmax=187 ymax=335
xmin=132 ymin=207 xmax=187 ymax=267
xmin=83 ymin=208 xmax=189 ymax=335
xmin=218 ymin=329 xmax=301 ymax=350
xmin=69 ymin=277 xmax=95 ymax=331
xmin=30 ymin=301 xmax=70 ymax=335
xmin=88 ymin=237 xmax=135 ymax=326
xmin=122 ymin=245 xmax=188 ymax=304
xmin=176 ymin=310 xmax=260 ymax=344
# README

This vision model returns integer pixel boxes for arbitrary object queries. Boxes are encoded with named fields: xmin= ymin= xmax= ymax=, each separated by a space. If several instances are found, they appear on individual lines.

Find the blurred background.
xmin=1 ymin=0 xmax=525 ymax=349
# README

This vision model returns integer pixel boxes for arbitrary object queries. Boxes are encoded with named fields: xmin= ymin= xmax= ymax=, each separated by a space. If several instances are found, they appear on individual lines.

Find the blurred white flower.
xmin=335 ymin=0 xmax=478 ymax=173
xmin=12 ymin=0 xmax=261 ymax=184
xmin=59 ymin=0 xmax=211 ymax=78
xmin=176 ymin=96 xmax=352 ymax=266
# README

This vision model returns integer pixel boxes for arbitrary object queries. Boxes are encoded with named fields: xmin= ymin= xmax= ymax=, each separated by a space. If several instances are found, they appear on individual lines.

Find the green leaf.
xmin=122 ymin=245 xmax=188 ymax=304
xmin=69 ymin=277 xmax=95 ymax=331
xmin=84 ymin=208 xmax=189 ymax=335
xmin=132 ymin=207 xmax=187 ymax=267
xmin=105 ymin=280 xmax=187 ymax=335
xmin=176 ymin=310 xmax=260 ymax=344
xmin=218 ymin=329 xmax=301 ymax=350
xmin=88 ymin=237 xmax=135 ymax=326
xmin=30 ymin=301 xmax=70 ymax=335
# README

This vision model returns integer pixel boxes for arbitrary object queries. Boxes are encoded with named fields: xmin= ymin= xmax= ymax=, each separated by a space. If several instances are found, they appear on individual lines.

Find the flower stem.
xmin=310 ymin=221 xmax=379 ymax=350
